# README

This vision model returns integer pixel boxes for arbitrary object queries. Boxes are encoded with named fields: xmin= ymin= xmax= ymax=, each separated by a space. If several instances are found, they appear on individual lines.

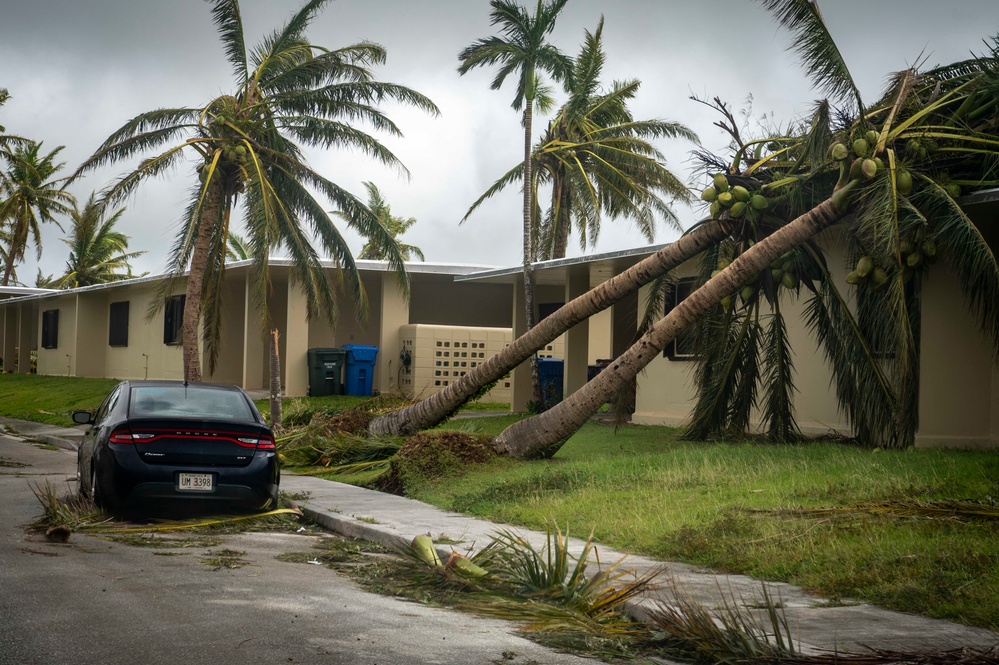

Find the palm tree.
xmin=345 ymin=182 xmax=425 ymax=261
xmin=225 ymin=231 xmax=252 ymax=262
xmin=459 ymin=0 xmax=572 ymax=403
xmin=59 ymin=194 xmax=146 ymax=288
xmin=0 ymin=142 xmax=74 ymax=286
xmin=465 ymin=20 xmax=697 ymax=260
xmin=72 ymin=0 xmax=439 ymax=382
xmin=488 ymin=0 xmax=999 ymax=457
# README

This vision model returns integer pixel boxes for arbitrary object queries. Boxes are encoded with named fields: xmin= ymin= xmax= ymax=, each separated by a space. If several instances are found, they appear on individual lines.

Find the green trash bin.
xmin=307 ymin=348 xmax=346 ymax=396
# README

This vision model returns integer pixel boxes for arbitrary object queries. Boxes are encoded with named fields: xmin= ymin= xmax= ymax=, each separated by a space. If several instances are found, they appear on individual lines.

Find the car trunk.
xmin=117 ymin=419 xmax=272 ymax=468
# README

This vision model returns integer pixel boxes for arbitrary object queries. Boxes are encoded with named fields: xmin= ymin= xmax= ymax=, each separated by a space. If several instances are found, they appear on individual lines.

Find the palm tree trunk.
xmin=269 ymin=328 xmax=282 ymax=428
xmin=522 ymin=100 xmax=541 ymax=406
xmin=368 ymin=218 xmax=732 ymax=437
xmin=492 ymin=195 xmax=850 ymax=459
xmin=181 ymin=184 xmax=222 ymax=382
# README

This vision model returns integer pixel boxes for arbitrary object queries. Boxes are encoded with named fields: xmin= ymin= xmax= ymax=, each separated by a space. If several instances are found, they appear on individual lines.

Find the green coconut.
xmin=906 ymin=251 xmax=924 ymax=268
xmin=730 ymin=201 xmax=747 ymax=218
xmin=781 ymin=271 xmax=799 ymax=289
xmin=861 ymin=158 xmax=878 ymax=180
xmin=921 ymin=239 xmax=937 ymax=258
xmin=740 ymin=285 xmax=755 ymax=301
xmin=852 ymin=138 xmax=869 ymax=158
xmin=710 ymin=201 xmax=722 ymax=219
xmin=750 ymin=194 xmax=768 ymax=210
xmin=856 ymin=256 xmax=874 ymax=277
xmin=701 ymin=187 xmax=718 ymax=202
xmin=871 ymin=267 xmax=888 ymax=286
xmin=897 ymin=170 xmax=913 ymax=195
xmin=731 ymin=185 xmax=751 ymax=202
xmin=717 ymin=191 xmax=735 ymax=208
xmin=831 ymin=143 xmax=849 ymax=161
xmin=865 ymin=129 xmax=879 ymax=145
xmin=713 ymin=173 xmax=730 ymax=192
xmin=846 ymin=270 xmax=864 ymax=285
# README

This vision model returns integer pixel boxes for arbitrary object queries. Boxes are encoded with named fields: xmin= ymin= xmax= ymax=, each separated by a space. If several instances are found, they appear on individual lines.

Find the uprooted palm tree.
xmin=72 ymin=0 xmax=439 ymax=382
xmin=488 ymin=0 xmax=999 ymax=458
xmin=375 ymin=0 xmax=999 ymax=455
xmin=59 ymin=194 xmax=146 ymax=288
xmin=464 ymin=18 xmax=696 ymax=261
xmin=459 ymin=0 xmax=573 ymax=405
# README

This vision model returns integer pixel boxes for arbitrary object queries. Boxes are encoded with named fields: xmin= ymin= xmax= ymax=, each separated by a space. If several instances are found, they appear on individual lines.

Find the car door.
xmin=80 ymin=383 xmax=123 ymax=491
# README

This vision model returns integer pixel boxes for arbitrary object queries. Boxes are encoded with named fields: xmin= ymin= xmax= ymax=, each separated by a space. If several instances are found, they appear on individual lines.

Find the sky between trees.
xmin=1 ymin=0 xmax=995 ymax=279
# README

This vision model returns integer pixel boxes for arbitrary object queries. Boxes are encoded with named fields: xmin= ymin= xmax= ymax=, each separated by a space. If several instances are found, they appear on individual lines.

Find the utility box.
xmin=537 ymin=357 xmax=565 ymax=409
xmin=341 ymin=344 xmax=379 ymax=396
xmin=307 ymin=348 xmax=346 ymax=397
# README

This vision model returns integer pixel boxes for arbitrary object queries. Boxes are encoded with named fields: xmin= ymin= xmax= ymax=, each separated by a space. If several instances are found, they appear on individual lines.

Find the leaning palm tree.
xmin=0 ymin=142 xmax=74 ymax=286
xmin=344 ymin=182 xmax=425 ymax=261
xmin=489 ymin=0 xmax=999 ymax=458
xmin=72 ymin=0 xmax=439 ymax=382
xmin=459 ymin=0 xmax=572 ymax=403
xmin=59 ymin=193 xmax=146 ymax=289
xmin=466 ymin=20 xmax=696 ymax=260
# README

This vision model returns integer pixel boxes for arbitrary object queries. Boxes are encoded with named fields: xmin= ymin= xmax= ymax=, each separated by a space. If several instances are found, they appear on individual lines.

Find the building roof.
xmin=0 ymin=258 xmax=503 ymax=305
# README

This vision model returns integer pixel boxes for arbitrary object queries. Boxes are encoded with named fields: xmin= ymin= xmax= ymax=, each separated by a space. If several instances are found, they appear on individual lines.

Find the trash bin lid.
xmin=341 ymin=344 xmax=379 ymax=362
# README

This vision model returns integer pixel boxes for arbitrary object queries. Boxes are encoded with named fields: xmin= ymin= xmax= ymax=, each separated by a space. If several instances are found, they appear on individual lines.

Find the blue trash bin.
xmin=341 ymin=344 xmax=379 ymax=396
xmin=537 ymin=357 xmax=564 ymax=409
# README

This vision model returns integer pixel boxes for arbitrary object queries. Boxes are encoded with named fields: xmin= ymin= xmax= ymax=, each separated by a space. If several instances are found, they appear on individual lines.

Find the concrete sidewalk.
xmin=10 ymin=416 xmax=997 ymax=656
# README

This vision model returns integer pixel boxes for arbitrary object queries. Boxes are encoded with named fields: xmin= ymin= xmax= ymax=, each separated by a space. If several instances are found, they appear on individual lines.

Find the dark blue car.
xmin=75 ymin=380 xmax=279 ymax=512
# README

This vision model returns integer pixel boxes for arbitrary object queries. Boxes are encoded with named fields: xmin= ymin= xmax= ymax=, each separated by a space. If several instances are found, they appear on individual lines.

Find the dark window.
xmin=163 ymin=295 xmax=185 ymax=345
xmin=664 ymin=278 xmax=698 ymax=360
xmin=41 ymin=310 xmax=59 ymax=349
xmin=109 ymin=301 xmax=129 ymax=347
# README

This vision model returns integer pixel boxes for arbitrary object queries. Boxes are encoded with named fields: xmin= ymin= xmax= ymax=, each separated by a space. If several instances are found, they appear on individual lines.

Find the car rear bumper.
xmin=103 ymin=447 xmax=279 ymax=509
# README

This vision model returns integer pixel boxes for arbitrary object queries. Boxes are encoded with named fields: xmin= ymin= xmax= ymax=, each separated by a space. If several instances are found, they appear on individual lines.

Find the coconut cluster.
xmin=846 ymin=232 xmax=937 ymax=287
xmin=700 ymin=174 xmax=769 ymax=221
xmin=829 ymin=130 xmax=884 ymax=185
xmin=713 ymin=250 xmax=803 ymax=310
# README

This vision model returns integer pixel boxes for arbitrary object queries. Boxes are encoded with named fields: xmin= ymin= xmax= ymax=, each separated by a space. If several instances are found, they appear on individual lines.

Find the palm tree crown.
xmin=59 ymin=193 xmax=146 ymax=289
xmin=73 ymin=0 xmax=439 ymax=380
xmin=0 ymin=141 xmax=74 ymax=286
xmin=348 ymin=182 xmax=425 ymax=262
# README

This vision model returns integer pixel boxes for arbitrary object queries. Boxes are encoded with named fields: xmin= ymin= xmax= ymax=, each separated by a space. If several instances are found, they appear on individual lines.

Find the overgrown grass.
xmin=405 ymin=418 xmax=999 ymax=630
xmin=0 ymin=374 xmax=117 ymax=425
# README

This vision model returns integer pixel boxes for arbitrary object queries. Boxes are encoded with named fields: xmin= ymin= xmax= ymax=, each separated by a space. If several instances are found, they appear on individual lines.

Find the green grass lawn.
xmin=407 ymin=416 xmax=999 ymax=630
xmin=0 ymin=374 xmax=118 ymax=425
xmin=3 ymin=375 xmax=996 ymax=629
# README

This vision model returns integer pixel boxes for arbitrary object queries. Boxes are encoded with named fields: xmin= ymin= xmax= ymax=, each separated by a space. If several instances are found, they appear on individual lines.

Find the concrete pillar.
xmin=17 ymin=303 xmax=35 ymax=374
xmin=378 ymin=273 xmax=410 ymax=394
xmin=242 ymin=274 xmax=265 ymax=390
xmin=510 ymin=274 xmax=532 ymax=412
xmin=2 ymin=306 xmax=15 ymax=373
xmin=284 ymin=277 xmax=310 ymax=397
xmin=564 ymin=266 xmax=590 ymax=397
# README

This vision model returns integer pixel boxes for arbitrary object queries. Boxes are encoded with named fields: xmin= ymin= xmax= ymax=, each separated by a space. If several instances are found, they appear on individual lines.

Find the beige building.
xmin=3 ymin=194 xmax=997 ymax=448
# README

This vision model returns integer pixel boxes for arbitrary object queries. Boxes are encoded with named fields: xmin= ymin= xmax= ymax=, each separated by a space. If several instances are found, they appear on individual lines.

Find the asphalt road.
xmin=0 ymin=433 xmax=601 ymax=665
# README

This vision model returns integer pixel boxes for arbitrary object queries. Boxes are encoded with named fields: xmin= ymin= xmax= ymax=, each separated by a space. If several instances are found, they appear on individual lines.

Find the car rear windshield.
xmin=129 ymin=385 xmax=255 ymax=421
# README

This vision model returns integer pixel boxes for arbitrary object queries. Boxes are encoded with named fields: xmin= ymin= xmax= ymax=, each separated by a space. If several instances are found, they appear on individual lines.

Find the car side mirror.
xmin=72 ymin=410 xmax=94 ymax=425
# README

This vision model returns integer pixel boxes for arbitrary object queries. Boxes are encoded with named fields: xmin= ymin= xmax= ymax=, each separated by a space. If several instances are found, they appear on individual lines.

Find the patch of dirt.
xmin=379 ymin=431 xmax=499 ymax=494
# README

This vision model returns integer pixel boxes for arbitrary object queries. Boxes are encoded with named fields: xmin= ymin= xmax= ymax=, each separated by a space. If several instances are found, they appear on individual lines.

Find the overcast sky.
xmin=1 ymin=0 xmax=996 ymax=283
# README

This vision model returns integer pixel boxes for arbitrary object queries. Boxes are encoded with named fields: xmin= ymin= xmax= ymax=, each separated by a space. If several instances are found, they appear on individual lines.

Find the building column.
xmin=611 ymin=289 xmax=639 ymax=358
xmin=284 ymin=277 xmax=310 ymax=397
xmin=378 ymin=273 xmax=410 ymax=394
xmin=510 ymin=274 xmax=532 ymax=412
xmin=1 ymin=306 xmax=14 ymax=373
xmin=17 ymin=303 xmax=35 ymax=374
xmin=242 ymin=274 xmax=265 ymax=390
xmin=564 ymin=266 xmax=590 ymax=397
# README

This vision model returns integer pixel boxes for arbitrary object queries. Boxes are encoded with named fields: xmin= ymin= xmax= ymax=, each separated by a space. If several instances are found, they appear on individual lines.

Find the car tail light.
xmin=109 ymin=427 xmax=146 ymax=444
xmin=255 ymin=435 xmax=276 ymax=450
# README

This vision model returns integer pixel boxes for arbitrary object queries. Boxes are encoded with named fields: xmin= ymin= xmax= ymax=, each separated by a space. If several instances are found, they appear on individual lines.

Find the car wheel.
xmin=90 ymin=466 xmax=101 ymax=505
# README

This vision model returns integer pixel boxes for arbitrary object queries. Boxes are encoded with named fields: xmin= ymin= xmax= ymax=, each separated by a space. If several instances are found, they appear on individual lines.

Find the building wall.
xmin=410 ymin=275 xmax=512 ymax=328
xmin=917 ymin=261 xmax=996 ymax=447
xmin=35 ymin=295 xmax=77 ymax=376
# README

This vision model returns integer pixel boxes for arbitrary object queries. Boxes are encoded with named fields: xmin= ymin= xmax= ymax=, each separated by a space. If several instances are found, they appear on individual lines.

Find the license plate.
xmin=178 ymin=473 xmax=214 ymax=492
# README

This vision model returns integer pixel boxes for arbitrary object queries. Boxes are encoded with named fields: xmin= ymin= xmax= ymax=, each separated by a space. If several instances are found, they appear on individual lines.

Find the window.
xmin=130 ymin=384 xmax=254 ymax=420
xmin=664 ymin=278 xmax=698 ymax=360
xmin=109 ymin=301 xmax=129 ymax=347
xmin=41 ymin=310 xmax=59 ymax=349
xmin=163 ymin=295 xmax=185 ymax=345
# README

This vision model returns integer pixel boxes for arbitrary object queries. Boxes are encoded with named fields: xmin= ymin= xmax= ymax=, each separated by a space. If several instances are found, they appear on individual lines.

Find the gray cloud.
xmin=1 ymin=0 xmax=995 ymax=282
